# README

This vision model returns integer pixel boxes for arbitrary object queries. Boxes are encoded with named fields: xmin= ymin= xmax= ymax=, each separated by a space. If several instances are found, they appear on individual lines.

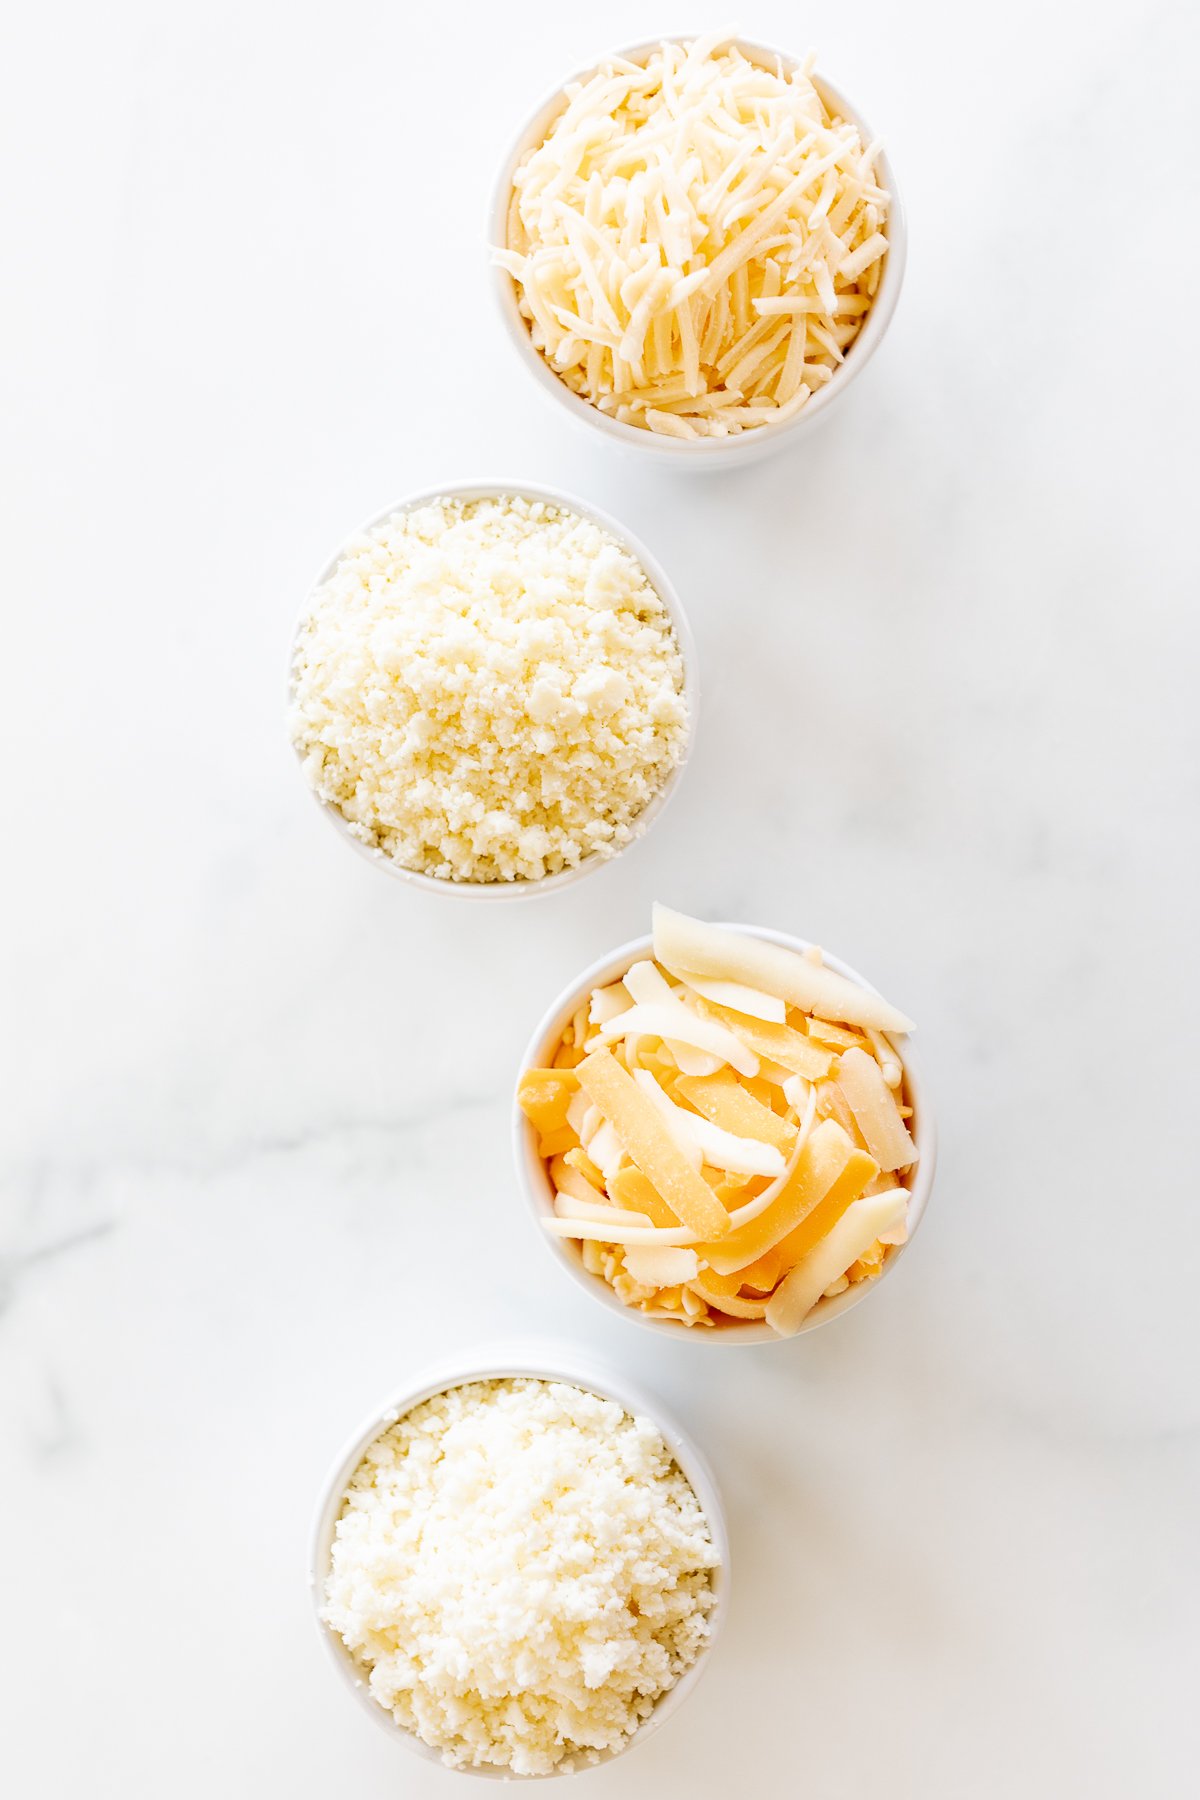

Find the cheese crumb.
xmin=289 ymin=496 xmax=689 ymax=882
xmin=322 ymin=1378 xmax=719 ymax=1774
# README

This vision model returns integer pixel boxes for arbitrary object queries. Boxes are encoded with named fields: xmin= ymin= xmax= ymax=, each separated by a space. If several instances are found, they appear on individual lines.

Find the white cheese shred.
xmin=498 ymin=39 xmax=890 ymax=437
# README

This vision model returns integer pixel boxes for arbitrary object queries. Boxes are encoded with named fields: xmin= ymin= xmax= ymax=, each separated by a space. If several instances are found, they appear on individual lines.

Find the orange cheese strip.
xmin=814 ymin=1079 xmax=860 ymax=1139
xmin=689 ymin=1274 xmax=769 ymax=1319
xmin=756 ymin=1146 xmax=882 ymax=1287
xmin=688 ymin=996 xmax=833 ymax=1079
xmin=675 ymin=1069 xmax=795 ymax=1153
xmin=576 ymin=1049 xmax=731 ymax=1240
xmin=698 ymin=1119 xmax=875 ymax=1276
xmin=766 ymin=1189 xmax=907 ymax=1335
xmin=518 ymin=1067 xmax=579 ymax=1133
xmin=610 ymin=1165 xmax=682 ymax=1228
xmin=692 ymin=1250 xmax=779 ymax=1297
xmin=731 ymin=1249 xmax=779 ymax=1291
xmin=563 ymin=1145 xmax=606 ymax=1192
xmin=804 ymin=1018 xmax=868 ymax=1051
xmin=714 ymin=1175 xmax=758 ymax=1209
xmin=549 ymin=1155 xmax=601 ymax=1205
xmin=537 ymin=1127 xmax=578 ymax=1158
xmin=743 ymin=1074 xmax=787 ymax=1112
xmin=848 ymin=1239 xmax=888 ymax=1282
xmin=837 ymin=1047 xmax=918 ymax=1172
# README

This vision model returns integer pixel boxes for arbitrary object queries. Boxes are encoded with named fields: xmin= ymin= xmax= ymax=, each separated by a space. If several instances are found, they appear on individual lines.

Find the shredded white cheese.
xmin=322 ymin=1378 xmax=719 ymax=1774
xmin=498 ymin=39 xmax=890 ymax=437
xmin=289 ymin=495 xmax=688 ymax=882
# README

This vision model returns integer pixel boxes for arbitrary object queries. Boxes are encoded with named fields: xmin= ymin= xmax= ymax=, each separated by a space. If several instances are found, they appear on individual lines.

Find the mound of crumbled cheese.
xmin=289 ymin=495 xmax=689 ymax=882
xmin=322 ymin=1378 xmax=719 ymax=1774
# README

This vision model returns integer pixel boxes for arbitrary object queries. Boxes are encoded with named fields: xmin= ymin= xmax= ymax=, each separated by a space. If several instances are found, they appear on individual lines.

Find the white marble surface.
xmin=4 ymin=1 xmax=1197 ymax=1792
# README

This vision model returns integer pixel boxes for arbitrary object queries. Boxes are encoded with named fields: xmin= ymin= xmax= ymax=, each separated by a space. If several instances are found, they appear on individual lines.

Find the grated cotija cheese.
xmin=289 ymin=495 xmax=689 ymax=882
xmin=321 ymin=1377 xmax=719 ymax=1774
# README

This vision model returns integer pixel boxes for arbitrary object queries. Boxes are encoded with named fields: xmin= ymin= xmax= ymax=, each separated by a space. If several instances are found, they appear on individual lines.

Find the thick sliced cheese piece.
xmin=548 ymin=1155 xmax=600 ymax=1206
xmin=584 ymin=1120 xmax=624 ymax=1181
xmin=866 ymin=1027 xmax=903 ymax=1089
xmin=562 ymin=1145 xmax=606 ymax=1192
xmin=766 ymin=1188 xmax=907 ymax=1335
xmin=815 ymin=1079 xmax=860 ymax=1139
xmin=653 ymin=906 xmax=914 ymax=1033
xmin=689 ymin=1275 xmax=769 ymax=1320
xmin=691 ymin=1251 xmax=778 ymax=1297
xmin=576 ymin=1048 xmax=731 ymax=1239
xmin=806 ymin=1018 xmax=867 ymax=1051
xmin=610 ymin=1165 xmax=682 ymax=1228
xmin=588 ymin=981 xmax=632 ymax=1026
xmin=667 ymin=969 xmax=786 ymax=1023
xmin=624 ymin=1244 xmax=700 ymax=1287
xmin=632 ymin=1069 xmax=786 ymax=1177
xmin=621 ymin=959 xmax=673 ymax=1006
xmin=756 ymin=1142 xmax=884 ymax=1286
xmin=517 ymin=1067 xmax=579 ymax=1133
xmin=665 ymin=1043 xmax=724 ymax=1078
xmin=630 ymin=1068 xmax=703 ymax=1170
xmin=598 ymin=1000 xmax=758 ymax=1077
xmin=622 ymin=958 xmax=721 ymax=1075
xmin=836 ymin=1047 xmax=918 ymax=1172
xmin=699 ymin=1119 xmax=876 ymax=1276
xmin=675 ymin=1070 xmax=795 ymax=1153
xmin=687 ymin=995 xmax=833 ymax=1079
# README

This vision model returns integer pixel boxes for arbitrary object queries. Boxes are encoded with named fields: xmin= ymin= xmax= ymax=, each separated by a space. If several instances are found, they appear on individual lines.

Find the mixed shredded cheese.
xmin=519 ymin=906 xmax=918 ymax=1334
xmin=322 ymin=1378 xmax=718 ymax=1774
xmin=289 ymin=495 xmax=688 ymax=882
xmin=497 ymin=37 xmax=890 ymax=438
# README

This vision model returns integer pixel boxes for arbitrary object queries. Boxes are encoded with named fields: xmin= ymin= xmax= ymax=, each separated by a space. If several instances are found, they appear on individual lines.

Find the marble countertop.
xmin=4 ymin=1 xmax=1196 ymax=1793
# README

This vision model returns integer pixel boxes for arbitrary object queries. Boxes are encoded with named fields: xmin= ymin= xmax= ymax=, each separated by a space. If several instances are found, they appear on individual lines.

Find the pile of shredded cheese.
xmin=497 ymin=37 xmax=890 ymax=438
xmin=323 ymin=1378 xmax=718 ymax=1775
xmin=289 ymin=495 xmax=688 ymax=882
xmin=519 ymin=906 xmax=918 ymax=1333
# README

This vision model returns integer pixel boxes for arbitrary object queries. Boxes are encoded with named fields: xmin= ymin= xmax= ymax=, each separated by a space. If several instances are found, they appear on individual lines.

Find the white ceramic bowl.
xmin=309 ymin=1341 xmax=729 ymax=1777
xmin=288 ymin=481 xmax=698 ymax=899
xmin=490 ymin=38 xmax=906 ymax=470
xmin=514 ymin=926 xmax=936 ymax=1343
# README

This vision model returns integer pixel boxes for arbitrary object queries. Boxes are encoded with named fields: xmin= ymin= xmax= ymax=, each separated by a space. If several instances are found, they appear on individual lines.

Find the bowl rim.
xmin=287 ymin=478 xmax=698 ymax=899
xmin=489 ymin=36 xmax=907 ymax=462
xmin=308 ymin=1340 xmax=730 ymax=1777
xmin=512 ymin=922 xmax=937 ymax=1344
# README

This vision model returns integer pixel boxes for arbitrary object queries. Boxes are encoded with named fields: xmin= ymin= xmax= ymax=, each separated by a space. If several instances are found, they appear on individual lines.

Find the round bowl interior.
xmin=490 ymin=38 xmax=907 ymax=468
xmin=309 ymin=1341 xmax=729 ymax=1777
xmin=514 ymin=925 xmax=936 ymax=1343
xmin=288 ymin=480 xmax=698 ymax=899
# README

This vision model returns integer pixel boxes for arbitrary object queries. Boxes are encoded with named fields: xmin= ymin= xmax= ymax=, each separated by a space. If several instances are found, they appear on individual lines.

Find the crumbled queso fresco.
xmin=321 ymin=1378 xmax=719 ymax=1774
xmin=289 ymin=495 xmax=689 ymax=882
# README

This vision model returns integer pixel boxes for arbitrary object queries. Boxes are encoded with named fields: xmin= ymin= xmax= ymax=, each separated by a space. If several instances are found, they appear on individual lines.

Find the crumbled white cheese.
xmin=322 ymin=1378 xmax=718 ymax=1775
xmin=289 ymin=495 xmax=689 ymax=882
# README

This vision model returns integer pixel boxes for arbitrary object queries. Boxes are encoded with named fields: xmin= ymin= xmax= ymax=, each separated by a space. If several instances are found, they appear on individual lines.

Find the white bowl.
xmin=288 ymin=480 xmax=698 ymax=899
xmin=514 ymin=926 xmax=936 ymax=1343
xmin=490 ymin=39 xmax=906 ymax=470
xmin=308 ymin=1340 xmax=729 ymax=1777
